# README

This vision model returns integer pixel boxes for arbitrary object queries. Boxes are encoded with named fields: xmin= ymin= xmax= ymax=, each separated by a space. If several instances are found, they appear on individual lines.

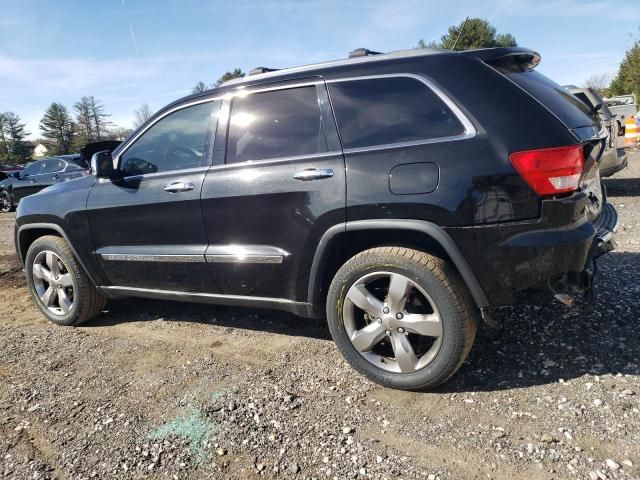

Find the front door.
xmin=201 ymin=80 xmax=346 ymax=302
xmin=86 ymin=99 xmax=221 ymax=292
xmin=13 ymin=160 xmax=44 ymax=201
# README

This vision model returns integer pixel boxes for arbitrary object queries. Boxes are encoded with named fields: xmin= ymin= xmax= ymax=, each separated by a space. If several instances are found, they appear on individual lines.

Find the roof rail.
xmin=248 ymin=66 xmax=280 ymax=76
xmin=348 ymin=48 xmax=383 ymax=58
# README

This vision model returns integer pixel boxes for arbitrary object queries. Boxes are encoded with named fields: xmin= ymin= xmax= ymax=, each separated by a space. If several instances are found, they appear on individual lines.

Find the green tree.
xmin=609 ymin=42 xmax=640 ymax=96
xmin=418 ymin=18 xmax=517 ymax=51
xmin=2 ymin=112 xmax=31 ymax=162
xmin=40 ymin=102 xmax=75 ymax=155
xmin=192 ymin=81 xmax=208 ymax=94
xmin=215 ymin=68 xmax=245 ymax=87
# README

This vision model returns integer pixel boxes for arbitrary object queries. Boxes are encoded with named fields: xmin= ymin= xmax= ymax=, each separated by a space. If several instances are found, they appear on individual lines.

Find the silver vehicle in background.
xmin=605 ymin=94 xmax=638 ymax=134
xmin=567 ymin=87 xmax=628 ymax=177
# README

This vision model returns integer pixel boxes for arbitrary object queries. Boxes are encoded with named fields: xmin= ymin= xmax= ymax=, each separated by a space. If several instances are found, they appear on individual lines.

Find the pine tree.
xmin=3 ymin=112 xmax=30 ymax=162
xmin=609 ymin=42 xmax=640 ymax=97
xmin=40 ymin=103 xmax=76 ymax=155
xmin=418 ymin=18 xmax=517 ymax=51
xmin=215 ymin=68 xmax=245 ymax=87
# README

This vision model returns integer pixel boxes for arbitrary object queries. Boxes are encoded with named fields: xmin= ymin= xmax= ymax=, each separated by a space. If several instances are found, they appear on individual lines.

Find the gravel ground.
xmin=1 ymin=150 xmax=639 ymax=480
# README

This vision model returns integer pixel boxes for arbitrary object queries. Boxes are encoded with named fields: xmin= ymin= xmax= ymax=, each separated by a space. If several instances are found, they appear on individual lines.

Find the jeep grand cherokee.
xmin=14 ymin=47 xmax=618 ymax=390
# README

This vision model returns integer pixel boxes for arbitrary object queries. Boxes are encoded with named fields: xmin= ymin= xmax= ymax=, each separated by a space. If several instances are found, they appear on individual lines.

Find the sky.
xmin=1 ymin=0 xmax=638 ymax=140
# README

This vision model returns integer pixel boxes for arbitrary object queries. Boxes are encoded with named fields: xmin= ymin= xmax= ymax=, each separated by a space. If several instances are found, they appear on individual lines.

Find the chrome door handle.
xmin=293 ymin=168 xmax=334 ymax=181
xmin=163 ymin=181 xmax=195 ymax=193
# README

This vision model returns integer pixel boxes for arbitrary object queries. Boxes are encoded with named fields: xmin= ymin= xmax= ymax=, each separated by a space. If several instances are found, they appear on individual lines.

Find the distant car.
xmin=0 ymin=163 xmax=24 ymax=181
xmin=567 ymin=87 xmax=627 ymax=177
xmin=605 ymin=94 xmax=638 ymax=133
xmin=0 ymin=155 xmax=89 ymax=212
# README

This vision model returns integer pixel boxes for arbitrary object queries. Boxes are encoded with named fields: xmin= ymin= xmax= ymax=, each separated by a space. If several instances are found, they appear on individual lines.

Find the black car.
xmin=1 ymin=155 xmax=89 ymax=212
xmin=14 ymin=47 xmax=617 ymax=390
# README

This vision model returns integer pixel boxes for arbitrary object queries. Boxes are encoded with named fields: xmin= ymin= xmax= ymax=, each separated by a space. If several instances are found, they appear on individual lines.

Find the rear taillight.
xmin=509 ymin=145 xmax=584 ymax=196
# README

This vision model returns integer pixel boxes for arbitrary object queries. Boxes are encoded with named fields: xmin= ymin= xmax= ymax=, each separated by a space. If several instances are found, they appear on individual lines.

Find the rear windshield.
xmin=501 ymin=69 xmax=596 ymax=129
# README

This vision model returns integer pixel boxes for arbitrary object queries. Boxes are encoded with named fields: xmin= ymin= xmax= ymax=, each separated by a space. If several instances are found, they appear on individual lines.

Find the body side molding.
xmin=100 ymin=286 xmax=314 ymax=317
xmin=307 ymin=219 xmax=489 ymax=310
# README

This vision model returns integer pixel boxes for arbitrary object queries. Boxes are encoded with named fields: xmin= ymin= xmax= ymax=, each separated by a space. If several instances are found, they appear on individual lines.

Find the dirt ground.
xmin=1 ymin=151 xmax=639 ymax=480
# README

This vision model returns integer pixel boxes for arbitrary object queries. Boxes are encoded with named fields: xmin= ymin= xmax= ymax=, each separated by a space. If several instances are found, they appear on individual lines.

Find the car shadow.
xmin=603 ymin=177 xmax=640 ymax=197
xmin=442 ymin=250 xmax=640 ymax=393
xmin=83 ymin=252 xmax=639 ymax=392
xmin=83 ymin=297 xmax=333 ymax=341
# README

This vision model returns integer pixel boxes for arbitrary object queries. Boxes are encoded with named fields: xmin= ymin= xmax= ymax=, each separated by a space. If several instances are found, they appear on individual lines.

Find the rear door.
xmin=86 ymin=99 xmax=221 ymax=292
xmin=37 ymin=158 xmax=66 ymax=190
xmin=200 ymin=79 xmax=345 ymax=302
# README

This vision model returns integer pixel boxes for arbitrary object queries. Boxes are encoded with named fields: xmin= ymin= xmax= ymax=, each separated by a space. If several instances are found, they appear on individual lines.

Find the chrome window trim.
xmin=326 ymin=73 xmax=477 ymax=153
xmin=209 ymin=151 xmax=342 ymax=172
xmin=119 ymin=165 xmax=211 ymax=182
xmin=101 ymin=253 xmax=205 ymax=263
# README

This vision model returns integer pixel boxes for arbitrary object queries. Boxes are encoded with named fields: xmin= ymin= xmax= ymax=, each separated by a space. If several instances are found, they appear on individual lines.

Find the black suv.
xmin=1 ymin=155 xmax=89 ymax=212
xmin=14 ymin=47 xmax=618 ymax=390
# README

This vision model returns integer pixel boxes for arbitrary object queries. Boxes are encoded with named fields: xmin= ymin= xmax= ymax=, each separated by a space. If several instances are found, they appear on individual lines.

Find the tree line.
xmin=3 ymin=18 xmax=638 ymax=166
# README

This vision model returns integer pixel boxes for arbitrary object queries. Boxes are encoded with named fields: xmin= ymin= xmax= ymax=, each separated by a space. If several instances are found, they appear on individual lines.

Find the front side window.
xmin=226 ymin=86 xmax=328 ymax=164
xmin=41 ymin=159 xmax=65 ymax=174
xmin=328 ymin=76 xmax=465 ymax=149
xmin=22 ymin=161 xmax=44 ymax=176
xmin=120 ymin=101 xmax=218 ymax=176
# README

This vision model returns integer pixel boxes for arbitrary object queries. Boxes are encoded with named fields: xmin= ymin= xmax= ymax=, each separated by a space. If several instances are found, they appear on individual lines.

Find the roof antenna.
xmin=451 ymin=16 xmax=469 ymax=51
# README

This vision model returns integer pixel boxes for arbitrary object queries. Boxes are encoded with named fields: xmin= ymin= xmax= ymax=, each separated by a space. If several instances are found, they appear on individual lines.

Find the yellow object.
xmin=623 ymin=117 xmax=639 ymax=147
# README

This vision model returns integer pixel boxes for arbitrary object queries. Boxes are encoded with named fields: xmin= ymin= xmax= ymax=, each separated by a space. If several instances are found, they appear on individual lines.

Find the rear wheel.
xmin=326 ymin=246 xmax=477 ymax=390
xmin=25 ymin=235 xmax=106 ymax=326
xmin=0 ymin=191 xmax=13 ymax=213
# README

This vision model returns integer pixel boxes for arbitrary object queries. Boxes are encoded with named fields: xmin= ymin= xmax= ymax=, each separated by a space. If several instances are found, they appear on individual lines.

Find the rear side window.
xmin=41 ymin=159 xmax=65 ymax=173
xmin=226 ymin=86 xmax=328 ymax=163
xmin=328 ymin=76 xmax=465 ymax=149
xmin=502 ymin=70 xmax=596 ymax=128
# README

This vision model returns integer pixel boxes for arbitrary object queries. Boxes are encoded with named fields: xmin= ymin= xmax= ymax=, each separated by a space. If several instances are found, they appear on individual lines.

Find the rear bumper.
xmin=445 ymin=193 xmax=618 ymax=306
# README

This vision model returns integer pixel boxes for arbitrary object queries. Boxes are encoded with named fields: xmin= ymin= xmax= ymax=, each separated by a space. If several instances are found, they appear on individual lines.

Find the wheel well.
xmin=18 ymin=228 xmax=62 ymax=263
xmin=313 ymin=229 xmax=452 ymax=312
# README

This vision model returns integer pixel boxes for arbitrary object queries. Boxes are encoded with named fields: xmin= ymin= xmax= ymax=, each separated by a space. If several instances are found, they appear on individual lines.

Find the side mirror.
xmin=12 ymin=172 xmax=21 ymax=178
xmin=91 ymin=151 xmax=114 ymax=178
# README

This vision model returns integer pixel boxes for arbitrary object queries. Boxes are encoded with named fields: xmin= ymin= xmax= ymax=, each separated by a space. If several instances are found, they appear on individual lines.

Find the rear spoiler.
xmin=462 ymin=47 xmax=541 ymax=72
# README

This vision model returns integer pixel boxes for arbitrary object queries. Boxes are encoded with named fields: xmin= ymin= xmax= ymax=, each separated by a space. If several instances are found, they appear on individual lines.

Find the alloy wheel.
xmin=342 ymin=271 xmax=443 ymax=374
xmin=32 ymin=250 xmax=75 ymax=315
xmin=0 ymin=193 xmax=11 ymax=212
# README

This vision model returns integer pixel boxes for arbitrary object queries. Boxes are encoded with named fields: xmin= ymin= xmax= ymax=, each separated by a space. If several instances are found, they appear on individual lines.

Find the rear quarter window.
xmin=501 ymin=70 xmax=596 ymax=129
xmin=328 ymin=76 xmax=465 ymax=149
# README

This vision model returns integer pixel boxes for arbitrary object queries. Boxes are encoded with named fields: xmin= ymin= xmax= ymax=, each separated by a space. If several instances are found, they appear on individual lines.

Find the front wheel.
xmin=326 ymin=247 xmax=477 ymax=390
xmin=25 ymin=235 xmax=106 ymax=326
xmin=0 ymin=191 xmax=14 ymax=213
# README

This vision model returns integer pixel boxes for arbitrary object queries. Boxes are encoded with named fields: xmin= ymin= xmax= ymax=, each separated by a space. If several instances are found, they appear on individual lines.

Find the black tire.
xmin=0 ymin=191 xmax=14 ymax=213
xmin=326 ymin=246 xmax=477 ymax=390
xmin=25 ymin=235 xmax=106 ymax=326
